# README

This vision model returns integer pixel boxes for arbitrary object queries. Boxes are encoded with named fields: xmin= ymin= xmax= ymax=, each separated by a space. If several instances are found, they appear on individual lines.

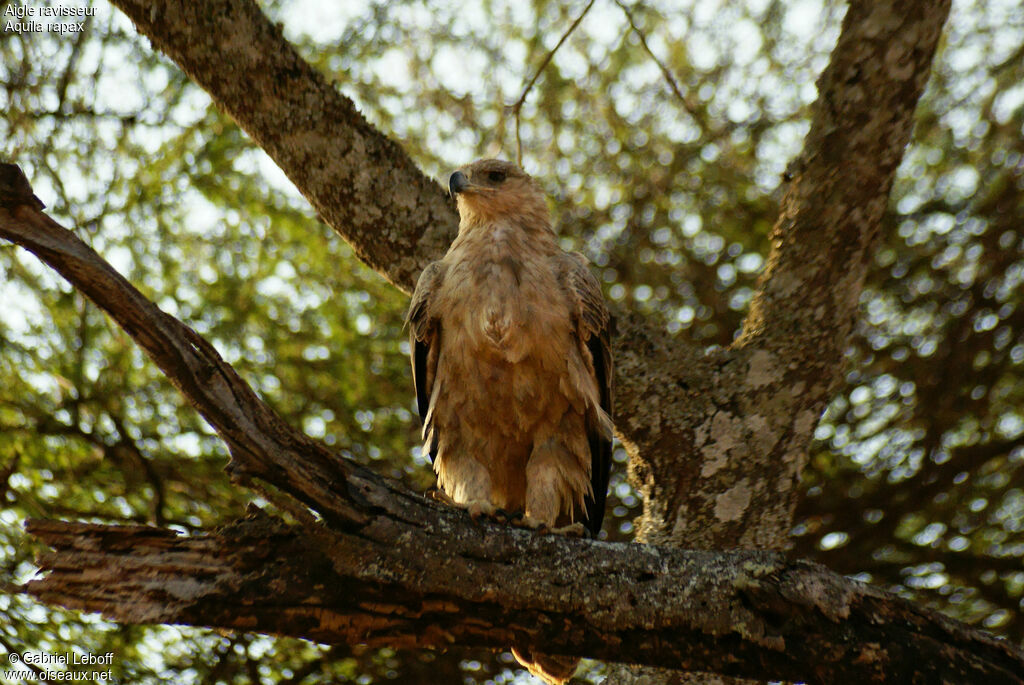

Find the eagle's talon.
xmin=493 ymin=507 xmax=520 ymax=523
xmin=549 ymin=522 xmax=587 ymax=538
xmin=464 ymin=499 xmax=499 ymax=521
xmin=511 ymin=515 xmax=548 ymax=532
xmin=426 ymin=488 xmax=456 ymax=506
xmin=428 ymin=491 xmax=507 ymax=524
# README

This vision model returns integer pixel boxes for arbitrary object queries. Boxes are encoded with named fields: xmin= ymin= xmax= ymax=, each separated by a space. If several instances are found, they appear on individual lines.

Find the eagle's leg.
xmin=431 ymin=488 xmax=511 ymax=522
xmin=518 ymin=439 xmax=588 ymax=536
xmin=432 ymin=456 xmax=514 ymax=522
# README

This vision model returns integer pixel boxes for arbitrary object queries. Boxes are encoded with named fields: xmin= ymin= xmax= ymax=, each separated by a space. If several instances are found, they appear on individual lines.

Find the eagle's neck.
xmin=453 ymin=214 xmax=557 ymax=252
xmin=454 ymin=189 xmax=553 ymax=238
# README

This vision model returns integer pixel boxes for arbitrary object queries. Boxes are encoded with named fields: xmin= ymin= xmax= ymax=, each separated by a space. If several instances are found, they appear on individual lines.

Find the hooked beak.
xmin=448 ymin=170 xmax=470 ymax=200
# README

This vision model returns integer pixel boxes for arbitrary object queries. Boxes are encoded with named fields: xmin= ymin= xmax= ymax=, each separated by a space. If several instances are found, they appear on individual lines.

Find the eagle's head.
xmin=448 ymin=159 xmax=550 ymax=230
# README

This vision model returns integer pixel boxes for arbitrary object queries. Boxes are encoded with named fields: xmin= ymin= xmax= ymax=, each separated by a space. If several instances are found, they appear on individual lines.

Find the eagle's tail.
xmin=511 ymin=646 xmax=579 ymax=684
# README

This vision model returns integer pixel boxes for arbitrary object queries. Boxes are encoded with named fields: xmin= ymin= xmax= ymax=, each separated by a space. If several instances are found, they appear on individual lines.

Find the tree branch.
xmin=737 ymin=0 xmax=950 ymax=359
xmin=107 ymin=0 xmax=456 ymax=294
xmin=627 ymin=0 xmax=953 ymax=550
xmin=22 ymin=513 xmax=1024 ymax=684
xmin=0 ymin=164 xmax=384 ymax=530
xmin=508 ymin=0 xmax=596 ymax=166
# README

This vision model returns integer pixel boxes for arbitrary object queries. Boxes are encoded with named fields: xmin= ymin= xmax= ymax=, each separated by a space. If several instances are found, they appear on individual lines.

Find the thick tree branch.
xmin=23 ymin=514 xmax=1024 ymax=685
xmin=737 ymin=1 xmax=951 ymax=358
xmin=627 ymin=0 xmax=952 ymax=550
xmin=108 ymin=0 xmax=456 ymax=294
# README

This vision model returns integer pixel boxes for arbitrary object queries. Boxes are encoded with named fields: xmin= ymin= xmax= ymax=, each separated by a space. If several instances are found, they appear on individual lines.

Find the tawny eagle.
xmin=407 ymin=159 xmax=613 ymax=540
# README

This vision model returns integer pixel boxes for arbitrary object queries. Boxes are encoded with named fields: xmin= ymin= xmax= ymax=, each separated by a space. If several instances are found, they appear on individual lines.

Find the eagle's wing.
xmin=406 ymin=261 xmax=447 ymax=461
xmin=564 ymin=252 xmax=613 ymax=537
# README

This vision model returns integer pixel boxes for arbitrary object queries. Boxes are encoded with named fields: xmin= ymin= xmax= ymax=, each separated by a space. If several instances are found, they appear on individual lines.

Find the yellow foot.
xmin=511 ymin=516 xmax=587 ymax=537
xmin=549 ymin=522 xmax=587 ymax=538
xmin=429 ymin=490 xmax=508 ymax=523
xmin=427 ymin=487 xmax=456 ymax=506
xmin=463 ymin=499 xmax=499 ymax=520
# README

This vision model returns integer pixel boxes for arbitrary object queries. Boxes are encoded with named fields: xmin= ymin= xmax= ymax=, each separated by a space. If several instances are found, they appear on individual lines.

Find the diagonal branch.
xmin=613 ymin=0 xmax=700 ymax=119
xmin=508 ymin=0 xmax=596 ymax=166
xmin=109 ymin=0 xmax=457 ymax=294
xmin=0 ymin=163 xmax=388 ymax=530
xmin=737 ymin=0 xmax=951 ymax=362
xmin=22 ymin=514 xmax=1024 ymax=684
xmin=627 ymin=0 xmax=953 ymax=550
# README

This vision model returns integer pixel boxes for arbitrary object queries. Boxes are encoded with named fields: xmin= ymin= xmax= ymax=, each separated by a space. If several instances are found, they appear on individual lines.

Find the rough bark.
xmin=627 ymin=0 xmax=952 ymax=553
xmin=23 ymin=514 xmax=1024 ymax=685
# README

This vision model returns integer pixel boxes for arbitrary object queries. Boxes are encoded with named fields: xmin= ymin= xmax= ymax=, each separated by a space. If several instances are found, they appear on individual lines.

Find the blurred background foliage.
xmin=0 ymin=0 xmax=1021 ymax=682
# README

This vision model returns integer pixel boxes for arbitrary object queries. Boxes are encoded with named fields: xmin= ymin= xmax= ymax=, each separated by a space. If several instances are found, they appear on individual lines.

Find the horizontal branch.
xmin=23 ymin=514 xmax=1024 ymax=685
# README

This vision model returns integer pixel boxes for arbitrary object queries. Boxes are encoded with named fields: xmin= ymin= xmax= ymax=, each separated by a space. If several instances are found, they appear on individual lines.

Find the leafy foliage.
xmin=1 ymin=0 xmax=1021 ymax=682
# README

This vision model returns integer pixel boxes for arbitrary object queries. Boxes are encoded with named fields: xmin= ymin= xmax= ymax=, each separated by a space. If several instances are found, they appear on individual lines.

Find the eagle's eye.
xmin=487 ymin=170 xmax=507 ymax=184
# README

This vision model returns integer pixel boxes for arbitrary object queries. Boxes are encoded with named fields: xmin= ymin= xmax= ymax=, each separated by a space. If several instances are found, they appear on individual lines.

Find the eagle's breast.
xmin=442 ymin=225 xmax=567 ymax=365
